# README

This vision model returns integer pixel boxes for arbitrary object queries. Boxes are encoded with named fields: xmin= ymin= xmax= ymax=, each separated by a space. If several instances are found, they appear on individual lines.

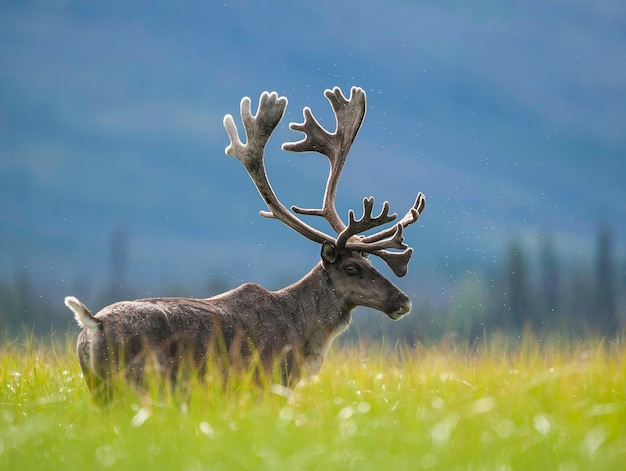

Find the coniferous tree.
xmin=593 ymin=226 xmax=617 ymax=335
xmin=621 ymin=255 xmax=626 ymax=329
xmin=539 ymin=234 xmax=560 ymax=330
xmin=506 ymin=241 xmax=531 ymax=331
xmin=562 ymin=256 xmax=592 ymax=336
xmin=0 ymin=277 xmax=15 ymax=334
xmin=105 ymin=225 xmax=130 ymax=303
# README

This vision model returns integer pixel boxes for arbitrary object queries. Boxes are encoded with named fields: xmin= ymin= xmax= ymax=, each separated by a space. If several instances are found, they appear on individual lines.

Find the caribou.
xmin=65 ymin=86 xmax=426 ymax=401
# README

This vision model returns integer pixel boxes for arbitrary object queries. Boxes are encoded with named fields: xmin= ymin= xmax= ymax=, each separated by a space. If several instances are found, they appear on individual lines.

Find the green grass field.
xmin=1 ymin=335 xmax=625 ymax=470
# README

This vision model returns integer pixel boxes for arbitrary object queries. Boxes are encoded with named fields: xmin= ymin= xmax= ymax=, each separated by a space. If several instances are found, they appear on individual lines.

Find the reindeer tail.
xmin=65 ymin=296 xmax=102 ymax=330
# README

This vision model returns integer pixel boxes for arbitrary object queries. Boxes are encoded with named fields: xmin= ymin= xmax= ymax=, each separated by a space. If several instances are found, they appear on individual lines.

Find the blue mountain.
xmin=1 ymin=1 xmax=624 ymax=305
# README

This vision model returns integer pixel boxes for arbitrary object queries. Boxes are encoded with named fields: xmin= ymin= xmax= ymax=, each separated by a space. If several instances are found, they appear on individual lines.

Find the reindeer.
xmin=65 ymin=86 xmax=426 ymax=402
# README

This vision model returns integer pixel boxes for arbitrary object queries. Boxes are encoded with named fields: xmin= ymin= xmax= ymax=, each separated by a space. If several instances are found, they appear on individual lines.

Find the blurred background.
xmin=1 ymin=0 xmax=625 ymax=342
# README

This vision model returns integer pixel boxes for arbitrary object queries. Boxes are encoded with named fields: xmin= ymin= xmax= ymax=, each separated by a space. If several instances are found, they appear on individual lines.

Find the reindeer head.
xmin=223 ymin=87 xmax=425 ymax=317
xmin=318 ymin=242 xmax=411 ymax=319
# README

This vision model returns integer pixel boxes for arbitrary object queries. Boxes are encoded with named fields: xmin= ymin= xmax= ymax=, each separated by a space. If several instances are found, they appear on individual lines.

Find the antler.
xmin=223 ymin=91 xmax=333 ymax=246
xmin=283 ymin=86 xmax=366 ymax=234
xmin=334 ymin=193 xmax=426 ymax=276
xmin=223 ymin=87 xmax=426 ymax=277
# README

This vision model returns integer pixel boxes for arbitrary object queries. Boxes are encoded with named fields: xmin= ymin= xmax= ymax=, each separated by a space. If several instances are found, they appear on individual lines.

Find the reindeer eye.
xmin=360 ymin=252 xmax=369 ymax=259
xmin=344 ymin=264 xmax=360 ymax=276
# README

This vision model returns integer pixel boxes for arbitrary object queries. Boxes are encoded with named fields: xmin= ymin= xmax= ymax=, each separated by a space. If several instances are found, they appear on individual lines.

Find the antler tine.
xmin=224 ymin=92 xmax=286 ymax=166
xmin=373 ymin=248 xmax=413 ymax=277
xmin=283 ymin=86 xmax=367 ymax=233
xmin=223 ymin=91 xmax=336 ymax=246
xmin=336 ymin=197 xmax=398 ymax=250
xmin=360 ymin=192 xmax=426 ymax=244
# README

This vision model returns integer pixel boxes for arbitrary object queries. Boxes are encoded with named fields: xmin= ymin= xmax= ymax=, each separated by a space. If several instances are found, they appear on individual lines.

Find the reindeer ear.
xmin=321 ymin=242 xmax=338 ymax=265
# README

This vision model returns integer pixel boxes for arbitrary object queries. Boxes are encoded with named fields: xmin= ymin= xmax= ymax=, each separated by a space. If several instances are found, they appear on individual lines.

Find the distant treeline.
xmin=1 ymin=226 xmax=624 ymax=342
xmin=348 ymin=225 xmax=625 ymax=344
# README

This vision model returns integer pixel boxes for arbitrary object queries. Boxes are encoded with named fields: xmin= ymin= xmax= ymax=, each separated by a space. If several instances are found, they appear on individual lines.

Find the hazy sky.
xmin=1 ymin=1 xmax=625 ymax=297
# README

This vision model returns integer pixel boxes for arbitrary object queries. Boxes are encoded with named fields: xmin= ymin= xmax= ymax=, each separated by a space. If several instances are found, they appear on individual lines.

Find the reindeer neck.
xmin=275 ymin=262 xmax=353 ymax=342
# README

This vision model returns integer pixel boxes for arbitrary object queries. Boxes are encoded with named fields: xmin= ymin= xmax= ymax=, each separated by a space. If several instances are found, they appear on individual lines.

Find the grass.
xmin=1 ymin=334 xmax=625 ymax=470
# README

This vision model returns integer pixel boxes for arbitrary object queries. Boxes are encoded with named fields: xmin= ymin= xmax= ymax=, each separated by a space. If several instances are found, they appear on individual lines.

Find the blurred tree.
xmin=560 ymin=256 xmax=592 ymax=336
xmin=593 ymin=226 xmax=617 ymax=335
xmin=103 ymin=224 xmax=130 ymax=304
xmin=506 ymin=241 xmax=531 ymax=331
xmin=0 ymin=277 xmax=15 ymax=334
xmin=620 ymin=255 xmax=626 ymax=328
xmin=621 ymin=255 xmax=626 ymax=326
xmin=538 ymin=234 xmax=560 ymax=330
xmin=4 ymin=266 xmax=53 ymax=335
xmin=450 ymin=271 xmax=488 ymax=340
xmin=206 ymin=273 xmax=230 ymax=297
